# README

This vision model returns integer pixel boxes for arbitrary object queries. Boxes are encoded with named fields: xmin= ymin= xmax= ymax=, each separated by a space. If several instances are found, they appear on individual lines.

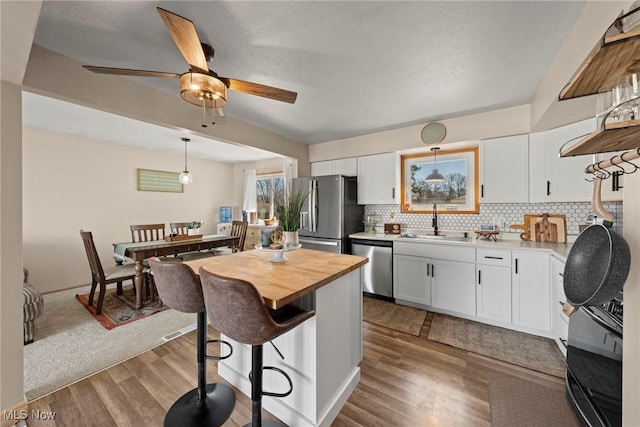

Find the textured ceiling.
xmin=32 ymin=1 xmax=585 ymax=146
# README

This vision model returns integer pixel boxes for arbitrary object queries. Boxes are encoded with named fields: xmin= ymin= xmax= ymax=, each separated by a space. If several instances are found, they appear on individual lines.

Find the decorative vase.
xmin=283 ymin=230 xmax=299 ymax=247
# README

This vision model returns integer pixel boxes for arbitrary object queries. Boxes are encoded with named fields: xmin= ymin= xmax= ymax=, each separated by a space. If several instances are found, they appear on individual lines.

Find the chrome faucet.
xmin=432 ymin=202 xmax=439 ymax=236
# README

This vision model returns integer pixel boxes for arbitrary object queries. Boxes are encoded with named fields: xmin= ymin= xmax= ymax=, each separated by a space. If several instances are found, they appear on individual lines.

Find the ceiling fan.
xmin=83 ymin=7 xmax=297 ymax=126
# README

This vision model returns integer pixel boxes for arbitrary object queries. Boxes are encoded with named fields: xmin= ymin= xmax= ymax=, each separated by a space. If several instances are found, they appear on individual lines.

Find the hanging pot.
xmin=562 ymin=175 xmax=630 ymax=316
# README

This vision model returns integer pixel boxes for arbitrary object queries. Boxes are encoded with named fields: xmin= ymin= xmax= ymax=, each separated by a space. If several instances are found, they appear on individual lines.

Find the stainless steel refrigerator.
xmin=294 ymin=175 xmax=364 ymax=253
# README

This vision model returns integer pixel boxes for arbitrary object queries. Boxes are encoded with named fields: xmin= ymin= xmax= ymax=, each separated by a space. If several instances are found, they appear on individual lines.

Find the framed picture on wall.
xmin=137 ymin=168 xmax=183 ymax=193
xmin=400 ymin=147 xmax=479 ymax=214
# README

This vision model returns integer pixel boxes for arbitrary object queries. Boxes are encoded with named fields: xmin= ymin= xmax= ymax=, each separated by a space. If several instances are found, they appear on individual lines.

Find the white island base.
xmin=218 ymin=269 xmax=363 ymax=427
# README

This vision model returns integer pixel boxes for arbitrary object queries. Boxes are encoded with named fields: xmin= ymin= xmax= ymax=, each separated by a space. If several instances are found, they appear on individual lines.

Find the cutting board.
xmin=510 ymin=214 xmax=567 ymax=242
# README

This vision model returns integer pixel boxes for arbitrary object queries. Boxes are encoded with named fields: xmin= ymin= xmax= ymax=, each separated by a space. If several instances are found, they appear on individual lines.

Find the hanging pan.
xmin=562 ymin=174 xmax=630 ymax=316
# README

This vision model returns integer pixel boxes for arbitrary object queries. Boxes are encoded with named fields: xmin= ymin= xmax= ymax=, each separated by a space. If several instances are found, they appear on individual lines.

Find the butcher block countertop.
xmin=184 ymin=248 xmax=368 ymax=309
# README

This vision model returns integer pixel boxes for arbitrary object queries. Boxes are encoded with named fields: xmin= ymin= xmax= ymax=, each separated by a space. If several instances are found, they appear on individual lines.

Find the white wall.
xmin=22 ymin=127 xmax=234 ymax=293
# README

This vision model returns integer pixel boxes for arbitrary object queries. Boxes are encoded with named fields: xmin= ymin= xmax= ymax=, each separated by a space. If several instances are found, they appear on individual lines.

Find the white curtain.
xmin=242 ymin=169 xmax=257 ymax=213
xmin=283 ymin=159 xmax=293 ymax=196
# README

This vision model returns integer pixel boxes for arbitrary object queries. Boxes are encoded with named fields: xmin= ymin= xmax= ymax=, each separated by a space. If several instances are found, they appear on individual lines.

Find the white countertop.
xmin=349 ymin=230 xmax=573 ymax=262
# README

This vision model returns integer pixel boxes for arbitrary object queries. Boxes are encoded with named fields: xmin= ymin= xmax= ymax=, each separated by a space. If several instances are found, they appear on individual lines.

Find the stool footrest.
xmin=206 ymin=339 xmax=233 ymax=361
xmin=249 ymin=366 xmax=293 ymax=398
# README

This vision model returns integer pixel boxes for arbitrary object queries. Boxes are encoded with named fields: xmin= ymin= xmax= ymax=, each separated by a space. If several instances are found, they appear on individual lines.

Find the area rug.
xmin=427 ymin=313 xmax=566 ymax=377
xmin=25 ymin=285 xmax=195 ymax=401
xmin=76 ymin=284 xmax=168 ymax=330
xmin=489 ymin=377 xmax=579 ymax=426
xmin=363 ymin=296 xmax=427 ymax=336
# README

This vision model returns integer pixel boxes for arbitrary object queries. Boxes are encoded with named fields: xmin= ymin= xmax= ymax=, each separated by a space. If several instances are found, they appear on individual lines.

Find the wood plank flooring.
xmin=26 ymin=313 xmax=565 ymax=426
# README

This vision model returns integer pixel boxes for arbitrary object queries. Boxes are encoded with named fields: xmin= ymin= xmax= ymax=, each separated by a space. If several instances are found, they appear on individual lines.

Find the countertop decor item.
xmin=384 ymin=223 xmax=401 ymax=234
xmin=276 ymin=180 xmax=311 ymax=243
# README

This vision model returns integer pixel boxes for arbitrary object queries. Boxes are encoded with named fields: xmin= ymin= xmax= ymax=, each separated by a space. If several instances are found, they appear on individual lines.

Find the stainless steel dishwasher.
xmin=351 ymin=239 xmax=393 ymax=299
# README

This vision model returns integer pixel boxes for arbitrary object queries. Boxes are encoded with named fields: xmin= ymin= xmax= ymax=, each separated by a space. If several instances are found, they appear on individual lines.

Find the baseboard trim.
xmin=1 ymin=399 xmax=28 ymax=427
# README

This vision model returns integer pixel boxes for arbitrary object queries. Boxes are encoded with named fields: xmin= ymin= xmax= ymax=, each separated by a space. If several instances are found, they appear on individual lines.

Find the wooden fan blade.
xmin=156 ymin=7 xmax=209 ymax=73
xmin=226 ymin=78 xmax=297 ymax=104
xmin=83 ymin=66 xmax=180 ymax=79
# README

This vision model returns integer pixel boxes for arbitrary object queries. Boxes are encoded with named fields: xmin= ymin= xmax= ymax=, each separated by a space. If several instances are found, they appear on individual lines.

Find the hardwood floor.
xmin=26 ymin=314 xmax=565 ymax=426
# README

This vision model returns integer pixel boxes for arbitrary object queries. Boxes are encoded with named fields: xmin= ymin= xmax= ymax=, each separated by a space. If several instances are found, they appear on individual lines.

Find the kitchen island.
xmin=184 ymin=248 xmax=368 ymax=427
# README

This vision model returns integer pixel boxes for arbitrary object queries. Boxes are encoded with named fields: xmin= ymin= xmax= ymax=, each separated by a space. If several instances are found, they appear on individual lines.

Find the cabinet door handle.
xmin=392 ymin=188 xmax=395 ymax=199
xmin=484 ymin=256 xmax=503 ymax=260
xmin=481 ymin=184 xmax=484 ymax=198
xmin=478 ymin=270 xmax=481 ymax=285
xmin=559 ymin=272 xmax=564 ymax=277
xmin=431 ymin=264 xmax=435 ymax=277
xmin=515 ymin=258 xmax=519 ymax=274
xmin=426 ymin=263 xmax=430 ymax=277
xmin=547 ymin=180 xmax=551 ymax=196
xmin=560 ymin=338 xmax=568 ymax=349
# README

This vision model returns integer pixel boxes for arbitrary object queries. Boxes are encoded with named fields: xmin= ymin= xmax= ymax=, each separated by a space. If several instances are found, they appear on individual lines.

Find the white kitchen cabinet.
xmin=357 ymin=153 xmax=397 ymax=204
xmin=430 ymin=259 xmax=476 ymax=316
xmin=476 ymin=249 xmax=512 ymax=323
xmin=311 ymin=158 xmax=358 ymax=177
xmin=530 ymin=118 xmax=597 ymax=202
xmin=394 ymin=241 xmax=475 ymax=314
xmin=512 ymin=251 xmax=550 ymax=332
xmin=550 ymin=256 xmax=569 ymax=356
xmin=479 ymin=134 xmax=529 ymax=203
xmin=393 ymin=254 xmax=430 ymax=306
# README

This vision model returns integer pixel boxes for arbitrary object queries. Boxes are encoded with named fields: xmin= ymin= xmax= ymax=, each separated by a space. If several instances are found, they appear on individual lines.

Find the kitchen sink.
xmin=399 ymin=233 xmax=471 ymax=243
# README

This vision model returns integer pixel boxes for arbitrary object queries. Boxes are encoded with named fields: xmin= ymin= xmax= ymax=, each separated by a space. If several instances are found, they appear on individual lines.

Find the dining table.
xmin=112 ymin=234 xmax=240 ymax=309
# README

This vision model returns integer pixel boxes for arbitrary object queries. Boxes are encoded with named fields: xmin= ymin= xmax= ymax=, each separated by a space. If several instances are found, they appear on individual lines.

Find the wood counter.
xmin=183 ymin=248 xmax=368 ymax=309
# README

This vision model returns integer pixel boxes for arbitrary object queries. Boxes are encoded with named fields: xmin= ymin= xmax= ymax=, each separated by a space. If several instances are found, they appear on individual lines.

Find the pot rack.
xmin=584 ymin=147 xmax=640 ymax=180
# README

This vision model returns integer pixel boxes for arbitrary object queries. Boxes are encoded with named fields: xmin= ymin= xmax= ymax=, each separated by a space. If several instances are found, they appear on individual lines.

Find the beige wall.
xmin=22 ymin=127 xmax=234 ymax=293
xmin=309 ymin=104 xmax=530 ymax=162
xmin=0 ymin=0 xmax=41 ymax=414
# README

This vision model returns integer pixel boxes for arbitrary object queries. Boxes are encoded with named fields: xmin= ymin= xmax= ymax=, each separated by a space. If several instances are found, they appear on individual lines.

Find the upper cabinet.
xmin=479 ymin=134 xmax=529 ymax=203
xmin=529 ymin=118 xmax=598 ymax=203
xmin=357 ymin=152 xmax=398 ymax=205
xmin=560 ymin=8 xmax=640 ymax=156
xmin=311 ymin=158 xmax=358 ymax=177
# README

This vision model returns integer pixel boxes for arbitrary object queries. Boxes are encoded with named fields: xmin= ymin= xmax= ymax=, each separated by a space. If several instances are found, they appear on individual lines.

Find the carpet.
xmin=24 ymin=285 xmax=195 ymax=401
xmin=76 ymin=284 xmax=168 ymax=330
xmin=427 ymin=313 xmax=566 ymax=377
xmin=363 ymin=296 xmax=427 ymax=336
xmin=489 ymin=377 xmax=580 ymax=426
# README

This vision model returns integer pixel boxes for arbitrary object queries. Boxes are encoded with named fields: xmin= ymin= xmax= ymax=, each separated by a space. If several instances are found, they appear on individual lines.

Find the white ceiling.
xmin=31 ymin=0 xmax=586 ymax=148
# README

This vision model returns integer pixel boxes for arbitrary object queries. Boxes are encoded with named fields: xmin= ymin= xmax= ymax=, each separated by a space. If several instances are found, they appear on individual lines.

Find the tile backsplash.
xmin=365 ymin=202 xmax=623 ymax=236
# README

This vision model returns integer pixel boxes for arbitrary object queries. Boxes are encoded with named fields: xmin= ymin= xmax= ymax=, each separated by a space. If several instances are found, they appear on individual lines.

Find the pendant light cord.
xmin=182 ymin=137 xmax=190 ymax=171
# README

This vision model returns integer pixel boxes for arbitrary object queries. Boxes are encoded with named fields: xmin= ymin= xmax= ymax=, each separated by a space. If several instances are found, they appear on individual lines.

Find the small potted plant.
xmin=276 ymin=182 xmax=310 ymax=246
xmin=187 ymin=221 xmax=203 ymax=236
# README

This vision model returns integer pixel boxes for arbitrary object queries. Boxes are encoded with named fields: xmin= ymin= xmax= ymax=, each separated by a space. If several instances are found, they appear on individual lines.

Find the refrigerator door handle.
xmin=310 ymin=179 xmax=318 ymax=233
xmin=299 ymin=238 xmax=339 ymax=246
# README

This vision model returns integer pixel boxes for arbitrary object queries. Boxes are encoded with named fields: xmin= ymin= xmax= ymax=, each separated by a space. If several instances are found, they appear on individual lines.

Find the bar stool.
xmin=148 ymin=257 xmax=235 ymax=427
xmin=199 ymin=267 xmax=315 ymax=427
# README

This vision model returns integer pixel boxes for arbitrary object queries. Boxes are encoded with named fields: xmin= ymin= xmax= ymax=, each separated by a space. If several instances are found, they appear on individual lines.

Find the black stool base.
xmin=164 ymin=383 xmax=235 ymax=427
xmin=243 ymin=420 xmax=286 ymax=427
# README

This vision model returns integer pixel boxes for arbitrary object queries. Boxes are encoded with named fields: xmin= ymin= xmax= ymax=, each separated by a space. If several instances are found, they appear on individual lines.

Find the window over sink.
xmin=256 ymin=173 xmax=284 ymax=219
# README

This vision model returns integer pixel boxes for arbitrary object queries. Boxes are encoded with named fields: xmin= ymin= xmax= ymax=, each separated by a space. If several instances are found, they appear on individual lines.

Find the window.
xmin=256 ymin=174 xmax=284 ymax=219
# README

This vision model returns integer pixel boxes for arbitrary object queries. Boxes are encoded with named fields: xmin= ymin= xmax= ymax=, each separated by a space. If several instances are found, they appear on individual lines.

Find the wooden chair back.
xmin=130 ymin=223 xmax=166 ymax=242
xmin=80 ymin=230 xmax=105 ymax=279
xmin=169 ymin=222 xmax=189 ymax=235
xmin=231 ymin=221 xmax=249 ymax=252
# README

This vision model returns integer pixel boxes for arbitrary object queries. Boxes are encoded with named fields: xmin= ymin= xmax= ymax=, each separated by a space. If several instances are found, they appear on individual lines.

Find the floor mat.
xmin=363 ymin=297 xmax=427 ymax=336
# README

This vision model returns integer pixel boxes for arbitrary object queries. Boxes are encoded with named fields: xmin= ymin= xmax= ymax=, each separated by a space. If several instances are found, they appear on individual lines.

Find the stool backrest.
xmin=148 ymin=257 xmax=204 ymax=313
xmin=199 ymin=267 xmax=279 ymax=345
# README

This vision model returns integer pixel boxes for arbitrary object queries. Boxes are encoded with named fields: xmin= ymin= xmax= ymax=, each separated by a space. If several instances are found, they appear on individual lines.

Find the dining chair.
xmin=230 ymin=220 xmax=248 ymax=252
xmin=169 ymin=222 xmax=189 ymax=235
xmin=80 ymin=230 xmax=143 ymax=315
xmin=130 ymin=223 xmax=166 ymax=242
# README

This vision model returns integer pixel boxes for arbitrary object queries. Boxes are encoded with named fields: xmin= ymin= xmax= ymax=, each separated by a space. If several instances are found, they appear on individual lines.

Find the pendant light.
xmin=178 ymin=137 xmax=193 ymax=184
xmin=425 ymin=147 xmax=445 ymax=182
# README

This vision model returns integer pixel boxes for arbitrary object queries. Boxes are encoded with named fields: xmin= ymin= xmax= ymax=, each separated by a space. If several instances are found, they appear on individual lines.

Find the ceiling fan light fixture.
xmin=180 ymin=72 xmax=227 ymax=108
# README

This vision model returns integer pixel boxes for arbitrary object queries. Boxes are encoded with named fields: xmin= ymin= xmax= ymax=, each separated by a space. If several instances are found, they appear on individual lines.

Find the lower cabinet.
xmin=476 ymin=248 xmax=512 ymax=323
xmin=393 ymin=254 xmax=430 ymax=306
xmin=512 ymin=251 xmax=550 ymax=332
xmin=430 ymin=259 xmax=476 ymax=316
